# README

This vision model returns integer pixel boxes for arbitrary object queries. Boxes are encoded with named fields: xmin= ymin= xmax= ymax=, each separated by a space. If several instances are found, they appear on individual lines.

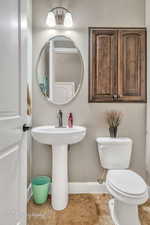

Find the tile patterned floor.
xmin=27 ymin=194 xmax=150 ymax=225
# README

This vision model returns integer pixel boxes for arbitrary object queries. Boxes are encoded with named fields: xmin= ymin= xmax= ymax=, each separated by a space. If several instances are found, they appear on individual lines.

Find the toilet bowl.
xmin=106 ymin=170 xmax=148 ymax=205
xmin=106 ymin=170 xmax=148 ymax=225
xmin=96 ymin=137 xmax=148 ymax=225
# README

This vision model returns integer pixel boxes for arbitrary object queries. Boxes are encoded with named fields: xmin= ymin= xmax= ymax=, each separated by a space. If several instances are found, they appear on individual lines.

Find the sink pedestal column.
xmin=51 ymin=144 xmax=68 ymax=210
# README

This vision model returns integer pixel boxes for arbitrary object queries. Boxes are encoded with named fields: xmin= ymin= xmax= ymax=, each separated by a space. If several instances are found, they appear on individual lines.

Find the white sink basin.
xmin=31 ymin=126 xmax=86 ymax=145
xmin=31 ymin=125 xmax=86 ymax=210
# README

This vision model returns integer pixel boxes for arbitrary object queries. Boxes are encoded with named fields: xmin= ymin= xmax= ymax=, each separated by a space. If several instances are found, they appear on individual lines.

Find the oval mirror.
xmin=36 ymin=36 xmax=84 ymax=105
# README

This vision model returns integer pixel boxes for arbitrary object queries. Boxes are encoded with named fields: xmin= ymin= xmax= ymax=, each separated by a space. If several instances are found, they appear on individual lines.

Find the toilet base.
xmin=108 ymin=199 xmax=141 ymax=225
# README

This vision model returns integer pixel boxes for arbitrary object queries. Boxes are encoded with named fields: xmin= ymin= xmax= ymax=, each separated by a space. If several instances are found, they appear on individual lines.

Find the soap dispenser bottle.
xmin=68 ymin=113 xmax=73 ymax=128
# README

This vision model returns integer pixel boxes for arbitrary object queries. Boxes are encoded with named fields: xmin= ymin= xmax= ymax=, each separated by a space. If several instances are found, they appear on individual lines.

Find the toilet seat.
xmin=107 ymin=170 xmax=147 ymax=195
xmin=106 ymin=170 xmax=148 ymax=205
xmin=108 ymin=180 xmax=146 ymax=198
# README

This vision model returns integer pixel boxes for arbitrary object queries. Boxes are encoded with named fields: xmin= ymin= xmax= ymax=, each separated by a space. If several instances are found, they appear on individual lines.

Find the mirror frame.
xmin=36 ymin=35 xmax=84 ymax=106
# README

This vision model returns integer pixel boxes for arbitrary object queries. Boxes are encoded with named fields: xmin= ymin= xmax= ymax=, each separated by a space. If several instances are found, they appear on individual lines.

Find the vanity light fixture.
xmin=46 ymin=11 xmax=56 ymax=27
xmin=46 ymin=7 xmax=73 ymax=28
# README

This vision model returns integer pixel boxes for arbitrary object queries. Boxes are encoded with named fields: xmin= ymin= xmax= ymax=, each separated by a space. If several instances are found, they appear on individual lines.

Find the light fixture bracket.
xmin=46 ymin=7 xmax=73 ymax=28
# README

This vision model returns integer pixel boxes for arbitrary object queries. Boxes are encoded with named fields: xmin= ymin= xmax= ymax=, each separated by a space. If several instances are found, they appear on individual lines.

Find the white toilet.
xmin=96 ymin=137 xmax=148 ymax=225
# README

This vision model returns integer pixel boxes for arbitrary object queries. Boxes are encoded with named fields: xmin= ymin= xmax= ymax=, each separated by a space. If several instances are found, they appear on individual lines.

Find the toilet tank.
xmin=96 ymin=137 xmax=133 ymax=169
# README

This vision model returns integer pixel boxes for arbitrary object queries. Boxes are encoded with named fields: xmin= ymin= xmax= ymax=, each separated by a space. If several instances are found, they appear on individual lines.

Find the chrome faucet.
xmin=57 ymin=110 xmax=63 ymax=128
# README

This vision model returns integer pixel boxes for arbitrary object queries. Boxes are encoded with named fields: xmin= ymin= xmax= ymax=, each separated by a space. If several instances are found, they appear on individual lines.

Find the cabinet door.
xmin=118 ymin=29 xmax=146 ymax=102
xmin=89 ymin=29 xmax=118 ymax=102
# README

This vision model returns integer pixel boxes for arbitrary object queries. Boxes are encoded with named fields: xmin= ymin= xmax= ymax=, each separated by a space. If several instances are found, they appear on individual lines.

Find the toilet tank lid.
xmin=96 ymin=137 xmax=132 ymax=144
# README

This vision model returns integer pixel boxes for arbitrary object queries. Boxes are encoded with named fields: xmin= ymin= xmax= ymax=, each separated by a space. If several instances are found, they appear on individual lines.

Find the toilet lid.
xmin=107 ymin=170 xmax=147 ymax=196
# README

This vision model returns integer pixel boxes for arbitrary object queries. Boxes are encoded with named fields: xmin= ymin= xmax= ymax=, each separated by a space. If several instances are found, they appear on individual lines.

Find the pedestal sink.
xmin=31 ymin=126 xmax=86 ymax=210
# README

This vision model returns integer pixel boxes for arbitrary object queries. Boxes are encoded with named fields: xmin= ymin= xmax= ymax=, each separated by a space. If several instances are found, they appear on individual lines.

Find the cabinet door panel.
xmin=89 ymin=29 xmax=118 ymax=102
xmin=118 ymin=29 xmax=146 ymax=102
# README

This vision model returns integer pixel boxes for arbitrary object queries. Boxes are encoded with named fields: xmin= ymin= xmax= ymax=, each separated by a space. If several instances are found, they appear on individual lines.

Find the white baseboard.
xmin=68 ymin=182 xmax=108 ymax=194
xmin=27 ymin=183 xmax=32 ymax=202
xmin=27 ymin=182 xmax=108 ymax=201
xmin=27 ymin=182 xmax=150 ymax=201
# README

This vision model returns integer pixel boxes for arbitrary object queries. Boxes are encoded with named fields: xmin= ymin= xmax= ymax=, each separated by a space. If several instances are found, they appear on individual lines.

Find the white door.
xmin=0 ymin=0 xmax=27 ymax=225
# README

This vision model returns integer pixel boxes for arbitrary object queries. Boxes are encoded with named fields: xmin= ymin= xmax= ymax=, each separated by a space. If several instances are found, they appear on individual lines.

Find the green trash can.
xmin=32 ymin=176 xmax=51 ymax=204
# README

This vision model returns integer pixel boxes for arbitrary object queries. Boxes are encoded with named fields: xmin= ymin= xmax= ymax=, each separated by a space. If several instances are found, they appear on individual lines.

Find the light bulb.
xmin=64 ymin=12 xmax=73 ymax=27
xmin=46 ymin=12 xmax=56 ymax=27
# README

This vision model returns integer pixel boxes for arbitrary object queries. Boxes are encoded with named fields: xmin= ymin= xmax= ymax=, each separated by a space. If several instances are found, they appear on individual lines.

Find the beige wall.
xmin=32 ymin=0 xmax=146 ymax=182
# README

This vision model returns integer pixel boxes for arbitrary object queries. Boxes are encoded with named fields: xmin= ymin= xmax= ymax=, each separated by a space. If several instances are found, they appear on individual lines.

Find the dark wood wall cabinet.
xmin=89 ymin=28 xmax=147 ymax=103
